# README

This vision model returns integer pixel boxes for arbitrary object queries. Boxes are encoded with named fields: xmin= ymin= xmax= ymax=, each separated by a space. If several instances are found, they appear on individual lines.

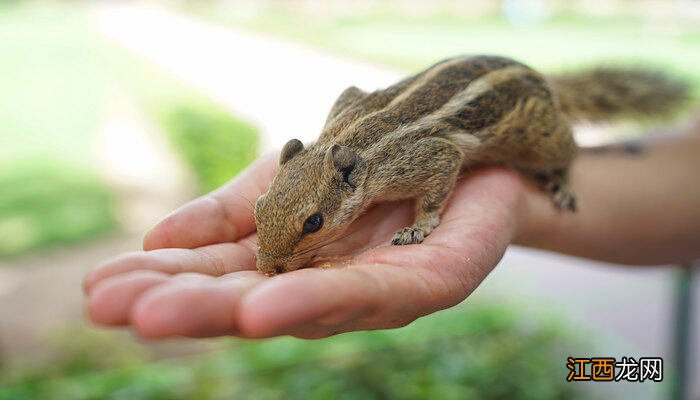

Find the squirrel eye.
xmin=302 ymin=213 xmax=323 ymax=234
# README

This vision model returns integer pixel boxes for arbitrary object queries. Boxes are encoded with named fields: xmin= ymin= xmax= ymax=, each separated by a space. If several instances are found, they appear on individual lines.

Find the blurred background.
xmin=1 ymin=0 xmax=699 ymax=399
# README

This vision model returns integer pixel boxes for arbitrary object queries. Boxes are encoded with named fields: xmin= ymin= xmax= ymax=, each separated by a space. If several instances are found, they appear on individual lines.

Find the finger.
xmin=130 ymin=271 xmax=265 ymax=338
xmin=272 ymin=323 xmax=361 ymax=340
xmin=237 ymin=260 xmax=459 ymax=338
xmin=431 ymin=168 xmax=524 ymax=252
xmin=282 ymin=316 xmax=415 ymax=339
xmin=88 ymin=270 xmax=170 ymax=326
xmin=143 ymin=152 xmax=278 ymax=251
xmin=84 ymin=240 xmax=257 ymax=294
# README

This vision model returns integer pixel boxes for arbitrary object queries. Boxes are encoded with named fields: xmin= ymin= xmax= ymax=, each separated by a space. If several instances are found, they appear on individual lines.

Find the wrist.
xmin=511 ymin=179 xmax=558 ymax=249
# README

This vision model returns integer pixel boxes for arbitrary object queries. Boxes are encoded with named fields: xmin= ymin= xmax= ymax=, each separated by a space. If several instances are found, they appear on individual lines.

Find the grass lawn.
xmin=0 ymin=4 xmax=116 ymax=257
xmin=0 ymin=4 xmax=105 ymax=164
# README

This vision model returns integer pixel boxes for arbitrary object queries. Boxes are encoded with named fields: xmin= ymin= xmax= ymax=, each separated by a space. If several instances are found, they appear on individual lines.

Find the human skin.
xmin=84 ymin=112 xmax=700 ymax=339
xmin=518 ymin=112 xmax=700 ymax=265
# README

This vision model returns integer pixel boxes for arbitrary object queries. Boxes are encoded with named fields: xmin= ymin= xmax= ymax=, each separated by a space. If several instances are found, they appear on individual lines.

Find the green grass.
xmin=0 ymin=160 xmax=117 ymax=257
xmin=0 ymin=4 xmax=116 ymax=258
xmin=0 ymin=4 xmax=105 ymax=163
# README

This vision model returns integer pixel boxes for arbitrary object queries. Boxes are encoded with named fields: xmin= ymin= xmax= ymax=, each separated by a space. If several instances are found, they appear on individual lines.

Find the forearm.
xmin=515 ymin=115 xmax=700 ymax=265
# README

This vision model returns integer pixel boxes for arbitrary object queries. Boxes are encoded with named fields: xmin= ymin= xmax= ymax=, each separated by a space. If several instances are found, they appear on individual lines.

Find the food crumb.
xmin=319 ymin=262 xmax=332 ymax=269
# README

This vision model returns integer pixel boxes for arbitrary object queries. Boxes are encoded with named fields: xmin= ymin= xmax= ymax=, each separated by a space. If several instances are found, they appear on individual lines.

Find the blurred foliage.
xmin=0 ymin=5 xmax=117 ymax=257
xmin=0 ymin=3 xmax=258 ymax=257
xmin=0 ymin=326 xmax=150 ymax=384
xmin=0 ymin=160 xmax=117 ymax=257
xmin=160 ymin=102 xmax=258 ymax=193
xmin=0 ymin=302 xmax=592 ymax=400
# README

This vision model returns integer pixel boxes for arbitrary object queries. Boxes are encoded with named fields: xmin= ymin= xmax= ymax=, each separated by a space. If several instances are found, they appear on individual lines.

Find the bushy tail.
xmin=549 ymin=67 xmax=689 ymax=122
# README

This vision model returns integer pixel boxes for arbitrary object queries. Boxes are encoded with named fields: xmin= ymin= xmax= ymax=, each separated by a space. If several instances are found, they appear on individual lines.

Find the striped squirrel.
xmin=254 ymin=55 xmax=687 ymax=275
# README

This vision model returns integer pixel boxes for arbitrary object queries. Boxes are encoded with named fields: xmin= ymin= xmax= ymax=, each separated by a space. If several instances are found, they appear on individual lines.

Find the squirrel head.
xmin=254 ymin=139 xmax=368 ymax=275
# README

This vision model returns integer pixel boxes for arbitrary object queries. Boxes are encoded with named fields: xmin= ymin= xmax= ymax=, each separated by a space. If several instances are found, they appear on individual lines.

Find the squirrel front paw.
xmin=391 ymin=227 xmax=426 ymax=245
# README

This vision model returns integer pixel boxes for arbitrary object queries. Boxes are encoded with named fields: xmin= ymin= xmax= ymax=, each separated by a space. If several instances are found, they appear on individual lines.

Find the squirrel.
xmin=253 ymin=55 xmax=687 ymax=275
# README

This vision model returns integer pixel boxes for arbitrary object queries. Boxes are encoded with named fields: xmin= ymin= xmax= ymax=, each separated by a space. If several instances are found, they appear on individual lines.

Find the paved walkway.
xmin=90 ymin=4 xmax=401 ymax=152
xmin=94 ymin=85 xmax=197 ymax=234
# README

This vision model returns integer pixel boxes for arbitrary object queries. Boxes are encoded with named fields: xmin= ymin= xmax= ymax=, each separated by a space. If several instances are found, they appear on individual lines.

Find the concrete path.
xmin=90 ymin=4 xmax=401 ymax=152
xmin=94 ymin=85 xmax=198 ymax=234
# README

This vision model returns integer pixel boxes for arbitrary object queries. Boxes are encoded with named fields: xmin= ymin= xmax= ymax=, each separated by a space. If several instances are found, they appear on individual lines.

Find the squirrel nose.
xmin=256 ymin=254 xmax=287 ymax=275
xmin=261 ymin=264 xmax=285 ymax=276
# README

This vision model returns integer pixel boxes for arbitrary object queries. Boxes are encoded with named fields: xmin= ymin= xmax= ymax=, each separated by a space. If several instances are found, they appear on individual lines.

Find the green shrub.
xmin=0 ymin=302 xmax=590 ymax=400
xmin=224 ymin=302 xmax=586 ymax=400
xmin=160 ymin=102 xmax=259 ymax=193
xmin=0 ymin=160 xmax=117 ymax=258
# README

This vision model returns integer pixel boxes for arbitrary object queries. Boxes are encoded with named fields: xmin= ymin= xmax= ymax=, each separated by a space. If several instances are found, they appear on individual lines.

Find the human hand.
xmin=84 ymin=153 xmax=527 ymax=339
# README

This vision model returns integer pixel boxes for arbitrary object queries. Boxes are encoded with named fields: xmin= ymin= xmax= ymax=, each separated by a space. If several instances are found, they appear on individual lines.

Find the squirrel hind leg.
xmin=390 ymin=138 xmax=462 ymax=245
xmin=535 ymin=168 xmax=578 ymax=212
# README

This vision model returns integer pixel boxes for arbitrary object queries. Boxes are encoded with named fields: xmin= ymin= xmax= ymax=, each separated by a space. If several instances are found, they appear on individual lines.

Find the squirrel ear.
xmin=280 ymin=139 xmax=304 ymax=165
xmin=325 ymin=144 xmax=366 ymax=189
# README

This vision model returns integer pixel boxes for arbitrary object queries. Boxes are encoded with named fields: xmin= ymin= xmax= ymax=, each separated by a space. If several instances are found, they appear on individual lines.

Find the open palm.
xmin=84 ymin=152 xmax=526 ymax=339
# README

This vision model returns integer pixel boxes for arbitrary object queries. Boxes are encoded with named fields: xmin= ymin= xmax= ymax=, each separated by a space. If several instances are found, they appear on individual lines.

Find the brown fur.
xmin=254 ymin=55 xmax=687 ymax=274
xmin=551 ymin=67 xmax=688 ymax=122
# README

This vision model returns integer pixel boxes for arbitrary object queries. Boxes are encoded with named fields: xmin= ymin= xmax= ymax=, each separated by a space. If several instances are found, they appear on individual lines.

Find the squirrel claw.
xmin=552 ymin=188 xmax=578 ymax=212
xmin=391 ymin=227 xmax=426 ymax=245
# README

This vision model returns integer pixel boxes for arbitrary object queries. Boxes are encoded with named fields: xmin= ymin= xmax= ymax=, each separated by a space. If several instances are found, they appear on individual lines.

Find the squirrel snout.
xmin=256 ymin=253 xmax=290 ymax=275
xmin=256 ymin=261 xmax=285 ymax=276
xmin=268 ymin=264 xmax=285 ymax=275
xmin=256 ymin=252 xmax=312 ymax=275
